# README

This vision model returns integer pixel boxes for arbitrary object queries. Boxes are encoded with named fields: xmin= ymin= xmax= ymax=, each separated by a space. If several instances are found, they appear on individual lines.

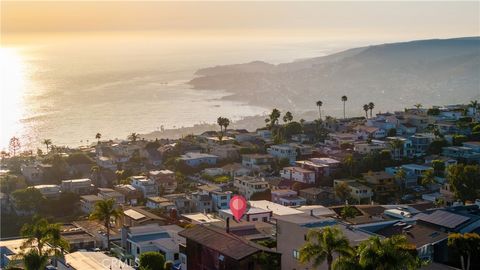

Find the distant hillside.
xmin=190 ymin=37 xmax=480 ymax=117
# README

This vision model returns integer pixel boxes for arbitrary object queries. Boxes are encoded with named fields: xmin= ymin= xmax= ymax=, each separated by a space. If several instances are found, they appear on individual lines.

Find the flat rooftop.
xmin=64 ymin=251 xmax=134 ymax=270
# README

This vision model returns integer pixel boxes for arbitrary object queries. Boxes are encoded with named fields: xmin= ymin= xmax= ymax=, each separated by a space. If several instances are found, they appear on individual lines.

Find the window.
xmin=293 ymin=249 xmax=300 ymax=260
xmin=252 ymin=218 xmax=258 ymax=221
xmin=174 ymin=253 xmax=179 ymax=260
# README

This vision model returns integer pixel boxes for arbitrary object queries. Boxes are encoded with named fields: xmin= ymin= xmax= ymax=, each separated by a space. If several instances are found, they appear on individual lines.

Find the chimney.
xmin=310 ymin=209 xmax=314 ymax=216
xmin=226 ymin=217 xmax=230 ymax=234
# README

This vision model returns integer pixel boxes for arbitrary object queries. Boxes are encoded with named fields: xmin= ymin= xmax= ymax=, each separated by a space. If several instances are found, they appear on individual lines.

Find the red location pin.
xmin=229 ymin=195 xmax=247 ymax=221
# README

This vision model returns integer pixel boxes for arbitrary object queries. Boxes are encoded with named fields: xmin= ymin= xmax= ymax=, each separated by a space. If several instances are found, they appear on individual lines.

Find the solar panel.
xmin=417 ymin=210 xmax=470 ymax=229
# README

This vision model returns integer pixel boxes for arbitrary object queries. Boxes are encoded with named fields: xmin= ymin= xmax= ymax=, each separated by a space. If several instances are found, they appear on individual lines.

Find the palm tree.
xmin=414 ymin=103 xmax=423 ymax=110
xmin=448 ymin=233 xmax=480 ymax=270
xmin=222 ymin=118 xmax=230 ymax=133
xmin=421 ymin=170 xmax=436 ymax=187
xmin=368 ymin=102 xmax=375 ymax=118
xmin=470 ymin=100 xmax=478 ymax=116
xmin=300 ymin=226 xmax=352 ymax=270
xmin=42 ymin=139 xmax=52 ymax=154
xmin=343 ymin=154 xmax=355 ymax=177
xmin=395 ymin=168 xmax=407 ymax=198
xmin=283 ymin=111 xmax=293 ymax=123
xmin=316 ymin=100 xmax=323 ymax=120
xmin=341 ymin=95 xmax=348 ymax=119
xmin=20 ymin=217 xmax=69 ymax=257
xmin=389 ymin=139 xmax=404 ymax=160
xmin=95 ymin=133 xmax=102 ymax=144
xmin=128 ymin=132 xmax=139 ymax=142
xmin=217 ymin=117 xmax=225 ymax=141
xmin=22 ymin=250 xmax=49 ymax=270
xmin=363 ymin=104 xmax=369 ymax=119
xmin=357 ymin=235 xmax=419 ymax=270
xmin=265 ymin=108 xmax=281 ymax=129
xmin=89 ymin=199 xmax=121 ymax=250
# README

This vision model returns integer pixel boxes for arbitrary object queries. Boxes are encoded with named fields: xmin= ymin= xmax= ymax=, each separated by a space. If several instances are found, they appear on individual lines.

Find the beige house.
xmin=334 ymin=179 xmax=373 ymax=204
xmin=233 ymin=175 xmax=269 ymax=199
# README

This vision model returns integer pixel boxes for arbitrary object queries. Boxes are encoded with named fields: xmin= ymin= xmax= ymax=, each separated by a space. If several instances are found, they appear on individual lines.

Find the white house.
xmin=179 ymin=152 xmax=218 ymax=167
xmin=130 ymin=176 xmax=158 ymax=198
xmin=233 ymin=175 xmax=270 ymax=200
xmin=280 ymin=167 xmax=315 ymax=184
xmin=267 ymin=144 xmax=297 ymax=163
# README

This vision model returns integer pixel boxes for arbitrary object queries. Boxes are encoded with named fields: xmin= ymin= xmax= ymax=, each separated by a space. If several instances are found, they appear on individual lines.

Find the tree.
xmin=164 ymin=260 xmax=174 ymax=270
xmin=389 ymin=139 xmax=404 ymax=160
xmin=447 ymin=164 xmax=480 ymax=202
xmin=395 ymin=168 xmax=407 ymax=196
xmin=421 ymin=170 xmax=436 ymax=187
xmin=363 ymin=104 xmax=369 ymax=119
xmin=284 ymin=121 xmax=303 ymax=138
xmin=217 ymin=117 xmax=226 ymax=142
xmin=139 ymin=251 xmax=166 ymax=270
xmin=431 ymin=160 xmax=445 ymax=176
xmin=265 ymin=108 xmax=281 ymax=129
xmin=95 ymin=133 xmax=102 ymax=144
xmin=89 ymin=199 xmax=121 ymax=250
xmin=340 ymin=205 xmax=357 ymax=220
xmin=42 ymin=139 xmax=52 ymax=154
xmin=335 ymin=182 xmax=352 ymax=203
xmin=11 ymin=188 xmax=45 ymax=213
xmin=387 ymin=128 xmax=397 ymax=137
xmin=22 ymin=249 xmax=49 ymax=270
xmin=368 ymin=102 xmax=375 ymax=118
xmin=9 ymin=137 xmax=21 ymax=156
xmin=128 ymin=132 xmax=139 ymax=142
xmin=21 ymin=216 xmax=69 ymax=257
xmin=470 ymin=100 xmax=478 ymax=116
xmin=414 ymin=103 xmax=423 ymax=110
xmin=341 ymin=95 xmax=348 ymax=119
xmin=343 ymin=154 xmax=355 ymax=177
xmin=452 ymin=135 xmax=468 ymax=146
xmin=316 ymin=100 xmax=323 ymax=120
xmin=300 ymin=226 xmax=352 ymax=270
xmin=356 ymin=235 xmax=420 ymax=270
xmin=283 ymin=111 xmax=293 ymax=123
xmin=448 ymin=233 xmax=480 ymax=270
xmin=428 ymin=139 xmax=448 ymax=155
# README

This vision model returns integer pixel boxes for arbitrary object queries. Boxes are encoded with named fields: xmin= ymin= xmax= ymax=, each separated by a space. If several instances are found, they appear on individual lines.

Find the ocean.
xmin=0 ymin=32 xmax=370 ymax=150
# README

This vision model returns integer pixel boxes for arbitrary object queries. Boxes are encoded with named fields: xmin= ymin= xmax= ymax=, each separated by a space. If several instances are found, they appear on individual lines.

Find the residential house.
xmin=354 ymin=142 xmax=386 ymax=154
xmin=58 ymin=251 xmax=134 ymax=270
xmin=267 ymin=144 xmax=297 ymax=163
xmin=122 ymin=206 xmax=167 ymax=227
xmin=386 ymin=164 xmax=433 ymax=188
xmin=80 ymin=195 xmax=103 ymax=214
xmin=221 ymin=163 xmax=251 ymax=177
xmin=60 ymin=223 xmax=97 ymax=251
xmin=354 ymin=125 xmax=387 ymax=139
xmin=121 ymin=224 xmax=185 ymax=264
xmin=256 ymin=129 xmax=272 ymax=141
xmin=280 ymin=166 xmax=315 ymax=184
xmin=20 ymin=163 xmax=51 ymax=184
xmin=97 ymin=188 xmax=125 ymax=204
xmin=325 ymin=132 xmax=359 ymax=147
xmin=163 ymin=193 xmax=194 ymax=214
xmin=299 ymin=187 xmax=336 ymax=206
xmin=334 ymin=179 xmax=373 ymax=204
xmin=210 ymin=144 xmax=240 ymax=160
xmin=179 ymin=225 xmax=280 ymax=270
xmin=361 ymin=171 xmax=399 ymax=203
xmin=219 ymin=207 xmax=273 ymax=222
xmin=61 ymin=178 xmax=94 ymax=195
xmin=276 ymin=213 xmax=371 ymax=270
xmin=191 ymin=192 xmax=213 ymax=213
xmin=149 ymin=170 xmax=177 ymax=194
xmin=179 ymin=152 xmax=218 ymax=167
xmin=271 ymin=189 xmax=306 ymax=206
xmin=409 ymin=133 xmax=435 ymax=156
xmin=130 ymin=176 xmax=157 ymax=198
xmin=32 ymin=184 xmax=61 ymax=199
xmin=241 ymin=154 xmax=274 ymax=172
xmin=442 ymin=145 xmax=480 ymax=163
xmin=146 ymin=196 xmax=176 ymax=212
xmin=234 ymin=176 xmax=270 ymax=200
xmin=181 ymin=212 xmax=223 ymax=225
xmin=114 ymin=184 xmax=143 ymax=205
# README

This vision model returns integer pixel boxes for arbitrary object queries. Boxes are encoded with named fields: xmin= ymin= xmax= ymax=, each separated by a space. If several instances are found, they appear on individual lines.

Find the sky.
xmin=1 ymin=1 xmax=479 ymax=41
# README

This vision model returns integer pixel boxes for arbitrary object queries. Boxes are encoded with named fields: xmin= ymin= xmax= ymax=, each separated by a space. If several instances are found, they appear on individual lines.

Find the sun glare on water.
xmin=0 ymin=48 xmax=26 ymax=151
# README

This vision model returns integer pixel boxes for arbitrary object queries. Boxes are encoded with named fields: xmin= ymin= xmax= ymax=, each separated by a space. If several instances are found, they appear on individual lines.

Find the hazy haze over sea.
xmin=1 ymin=33 xmax=376 ymax=150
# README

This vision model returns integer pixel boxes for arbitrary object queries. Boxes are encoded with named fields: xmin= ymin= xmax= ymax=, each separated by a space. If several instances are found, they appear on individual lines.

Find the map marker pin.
xmin=229 ymin=195 xmax=247 ymax=221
